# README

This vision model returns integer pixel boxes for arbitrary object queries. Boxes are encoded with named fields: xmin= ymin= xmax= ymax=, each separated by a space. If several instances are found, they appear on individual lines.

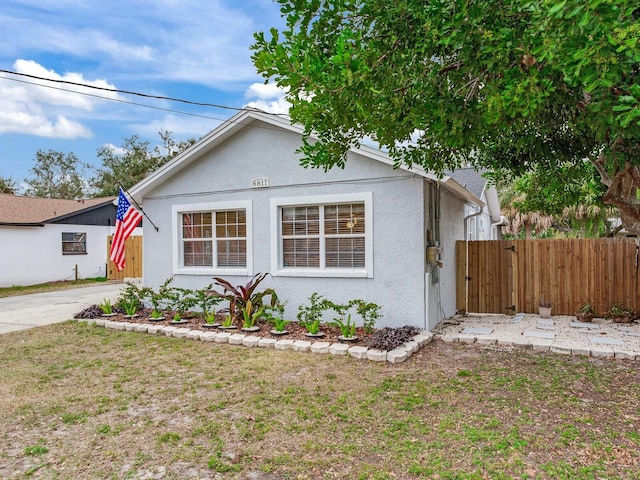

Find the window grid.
xmin=216 ymin=210 xmax=247 ymax=267
xmin=281 ymin=202 xmax=365 ymax=270
xmin=181 ymin=210 xmax=246 ymax=268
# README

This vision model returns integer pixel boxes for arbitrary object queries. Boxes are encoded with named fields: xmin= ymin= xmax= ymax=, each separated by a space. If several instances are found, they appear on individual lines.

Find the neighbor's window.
xmin=271 ymin=193 xmax=372 ymax=277
xmin=174 ymin=200 xmax=252 ymax=274
xmin=62 ymin=232 xmax=87 ymax=254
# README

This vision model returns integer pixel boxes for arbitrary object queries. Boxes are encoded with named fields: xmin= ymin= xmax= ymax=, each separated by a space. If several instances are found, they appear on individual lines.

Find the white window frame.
xmin=172 ymin=200 xmax=252 ymax=276
xmin=270 ymin=193 xmax=373 ymax=278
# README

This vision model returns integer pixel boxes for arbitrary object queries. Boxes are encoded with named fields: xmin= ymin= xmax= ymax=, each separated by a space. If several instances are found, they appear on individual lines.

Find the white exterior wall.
xmin=141 ymin=122 xmax=431 ymax=329
xmin=464 ymin=190 xmax=500 ymax=240
xmin=424 ymin=188 xmax=466 ymax=330
xmin=0 ymin=224 xmax=139 ymax=287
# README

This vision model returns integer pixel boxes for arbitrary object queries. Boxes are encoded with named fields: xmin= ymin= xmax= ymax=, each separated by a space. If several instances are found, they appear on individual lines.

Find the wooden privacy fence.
xmin=107 ymin=235 xmax=143 ymax=280
xmin=456 ymin=238 xmax=640 ymax=316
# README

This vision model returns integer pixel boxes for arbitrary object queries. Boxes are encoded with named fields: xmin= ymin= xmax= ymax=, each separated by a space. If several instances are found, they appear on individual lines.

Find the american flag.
xmin=110 ymin=189 xmax=142 ymax=271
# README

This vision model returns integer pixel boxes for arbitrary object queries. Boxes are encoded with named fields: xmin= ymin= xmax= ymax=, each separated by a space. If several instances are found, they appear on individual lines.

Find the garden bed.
xmin=91 ymin=309 xmax=366 ymax=345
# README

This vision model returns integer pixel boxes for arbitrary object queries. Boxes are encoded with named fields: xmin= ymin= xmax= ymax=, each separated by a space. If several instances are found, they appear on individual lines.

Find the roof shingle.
xmin=0 ymin=194 xmax=115 ymax=224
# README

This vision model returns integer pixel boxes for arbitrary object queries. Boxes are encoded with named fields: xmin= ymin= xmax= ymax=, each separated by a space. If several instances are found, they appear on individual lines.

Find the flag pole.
xmin=118 ymin=182 xmax=159 ymax=232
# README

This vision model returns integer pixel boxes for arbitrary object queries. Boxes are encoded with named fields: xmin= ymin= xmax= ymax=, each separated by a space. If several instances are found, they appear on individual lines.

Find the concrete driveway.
xmin=0 ymin=282 xmax=124 ymax=335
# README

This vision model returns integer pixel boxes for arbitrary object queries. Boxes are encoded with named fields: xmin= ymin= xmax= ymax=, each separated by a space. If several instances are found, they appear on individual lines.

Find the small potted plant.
xmin=297 ymin=293 xmax=328 ymax=338
xmin=168 ymin=286 xmax=197 ymax=324
xmin=99 ymin=298 xmax=116 ymax=317
xmin=327 ymin=301 xmax=359 ymax=342
xmin=218 ymin=304 xmax=238 ymax=330
xmin=575 ymin=302 xmax=595 ymax=323
xmin=148 ymin=309 xmax=165 ymax=322
xmin=265 ymin=301 xmax=289 ymax=335
xmin=117 ymin=283 xmax=143 ymax=319
xmin=122 ymin=299 xmax=139 ymax=318
xmin=194 ymin=283 xmax=221 ymax=328
xmin=538 ymin=297 xmax=552 ymax=319
xmin=607 ymin=304 xmax=635 ymax=323
xmin=241 ymin=301 xmax=264 ymax=332
xmin=202 ymin=310 xmax=220 ymax=328
xmin=141 ymin=278 xmax=174 ymax=321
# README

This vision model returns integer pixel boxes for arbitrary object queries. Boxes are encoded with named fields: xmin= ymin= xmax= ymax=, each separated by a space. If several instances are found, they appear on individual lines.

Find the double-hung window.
xmin=172 ymin=201 xmax=252 ymax=275
xmin=271 ymin=193 xmax=372 ymax=277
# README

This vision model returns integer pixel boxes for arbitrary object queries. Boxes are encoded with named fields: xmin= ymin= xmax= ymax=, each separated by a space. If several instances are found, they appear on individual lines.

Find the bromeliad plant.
xmin=208 ymin=273 xmax=277 ymax=325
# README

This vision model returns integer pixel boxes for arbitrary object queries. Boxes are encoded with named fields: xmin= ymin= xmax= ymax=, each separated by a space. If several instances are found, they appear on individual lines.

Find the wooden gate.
xmin=107 ymin=235 xmax=143 ymax=280
xmin=456 ymin=240 xmax=515 ymax=315
xmin=456 ymin=238 xmax=640 ymax=316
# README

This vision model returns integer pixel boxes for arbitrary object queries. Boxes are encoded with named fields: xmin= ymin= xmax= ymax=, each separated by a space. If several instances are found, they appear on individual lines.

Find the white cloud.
xmin=0 ymin=59 xmax=124 ymax=138
xmin=245 ymin=83 xmax=288 ymax=100
xmin=243 ymin=82 xmax=290 ymax=114
xmin=101 ymin=143 xmax=128 ymax=156
xmin=0 ymin=1 xmax=285 ymax=88
xmin=13 ymin=59 xmax=121 ymax=110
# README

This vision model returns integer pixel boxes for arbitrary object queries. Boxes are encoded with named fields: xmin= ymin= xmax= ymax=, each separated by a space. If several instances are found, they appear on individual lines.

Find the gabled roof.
xmin=447 ymin=168 xmax=502 ymax=222
xmin=0 ymin=194 xmax=115 ymax=226
xmin=447 ymin=168 xmax=489 ymax=199
xmin=129 ymin=109 xmax=484 ymax=206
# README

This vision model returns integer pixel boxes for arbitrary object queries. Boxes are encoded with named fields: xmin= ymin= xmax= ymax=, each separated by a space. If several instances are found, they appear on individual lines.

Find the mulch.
xmin=100 ymin=309 xmax=372 ymax=345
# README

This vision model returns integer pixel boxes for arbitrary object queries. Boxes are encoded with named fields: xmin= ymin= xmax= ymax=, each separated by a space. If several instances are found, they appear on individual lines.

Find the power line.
xmin=0 ymin=74 xmax=231 ymax=122
xmin=0 ymin=68 xmax=290 ymax=118
xmin=0 ymin=73 xmax=297 ymax=138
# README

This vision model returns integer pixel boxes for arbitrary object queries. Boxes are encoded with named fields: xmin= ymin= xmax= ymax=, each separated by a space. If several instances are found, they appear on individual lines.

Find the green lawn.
xmin=0 ymin=321 xmax=638 ymax=479
xmin=0 ymin=277 xmax=108 ymax=298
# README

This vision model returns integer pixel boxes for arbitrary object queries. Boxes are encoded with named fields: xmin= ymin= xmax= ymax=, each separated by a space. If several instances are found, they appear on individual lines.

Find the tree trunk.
xmin=602 ymin=164 xmax=640 ymax=236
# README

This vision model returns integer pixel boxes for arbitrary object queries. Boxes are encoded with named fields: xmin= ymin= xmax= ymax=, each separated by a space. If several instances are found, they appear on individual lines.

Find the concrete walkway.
xmin=0 ymin=283 xmax=124 ymax=335
xmin=434 ymin=313 xmax=640 ymax=360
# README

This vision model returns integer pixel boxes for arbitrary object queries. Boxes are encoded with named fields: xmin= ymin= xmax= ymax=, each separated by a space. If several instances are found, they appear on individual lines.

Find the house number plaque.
xmin=251 ymin=177 xmax=269 ymax=188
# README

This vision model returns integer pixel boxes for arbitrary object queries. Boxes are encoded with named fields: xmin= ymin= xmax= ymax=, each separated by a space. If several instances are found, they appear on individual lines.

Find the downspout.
xmin=490 ymin=215 xmax=507 ymax=240
xmin=464 ymin=206 xmax=483 ymax=315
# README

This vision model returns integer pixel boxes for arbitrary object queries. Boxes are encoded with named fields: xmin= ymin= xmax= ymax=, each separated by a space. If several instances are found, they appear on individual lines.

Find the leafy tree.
xmin=493 ymin=162 xmax=616 ymax=238
xmin=91 ymin=131 xmax=196 ymax=196
xmin=252 ymin=0 xmax=640 ymax=233
xmin=0 ymin=176 xmax=16 ymax=194
xmin=24 ymin=150 xmax=88 ymax=199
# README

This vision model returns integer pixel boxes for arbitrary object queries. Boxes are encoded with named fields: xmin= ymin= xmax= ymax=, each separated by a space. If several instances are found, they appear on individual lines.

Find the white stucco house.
xmin=447 ymin=168 xmax=504 ymax=241
xmin=128 ymin=109 xmax=500 ymax=330
xmin=0 ymin=194 xmax=130 ymax=287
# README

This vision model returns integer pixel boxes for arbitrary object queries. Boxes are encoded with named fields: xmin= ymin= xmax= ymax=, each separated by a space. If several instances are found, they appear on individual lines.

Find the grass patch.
xmin=0 ymin=322 xmax=638 ymax=479
xmin=0 ymin=277 xmax=107 ymax=298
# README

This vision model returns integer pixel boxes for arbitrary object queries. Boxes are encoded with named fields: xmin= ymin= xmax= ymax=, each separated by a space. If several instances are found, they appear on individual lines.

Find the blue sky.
xmin=0 ymin=0 xmax=289 ymax=192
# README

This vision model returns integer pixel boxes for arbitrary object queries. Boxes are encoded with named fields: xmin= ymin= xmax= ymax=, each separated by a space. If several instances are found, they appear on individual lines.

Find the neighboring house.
xmin=447 ymin=168 xmax=504 ymax=240
xmin=129 ymin=109 xmax=497 ymax=330
xmin=0 ymin=194 xmax=138 ymax=287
